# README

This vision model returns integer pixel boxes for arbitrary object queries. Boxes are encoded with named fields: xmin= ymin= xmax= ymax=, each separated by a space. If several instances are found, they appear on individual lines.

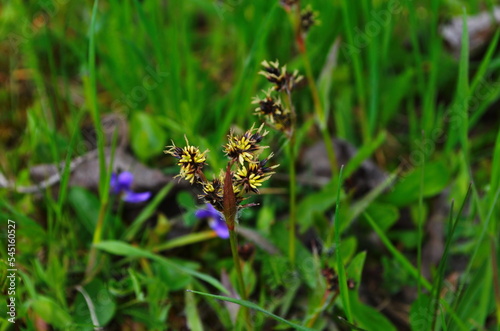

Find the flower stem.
xmin=228 ymin=228 xmax=252 ymax=330
xmin=288 ymin=136 xmax=297 ymax=267
xmin=229 ymin=229 xmax=246 ymax=298
xmin=282 ymin=88 xmax=298 ymax=268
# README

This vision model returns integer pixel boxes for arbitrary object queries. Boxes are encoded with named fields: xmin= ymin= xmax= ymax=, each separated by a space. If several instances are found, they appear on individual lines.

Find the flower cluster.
xmin=300 ymin=6 xmax=320 ymax=33
xmin=165 ymin=137 xmax=208 ymax=184
xmin=234 ymin=154 xmax=277 ymax=194
xmin=165 ymin=126 xmax=278 ymax=214
xmin=224 ymin=124 xmax=268 ymax=165
xmin=259 ymin=60 xmax=303 ymax=92
xmin=254 ymin=60 xmax=303 ymax=136
xmin=252 ymin=89 xmax=292 ymax=135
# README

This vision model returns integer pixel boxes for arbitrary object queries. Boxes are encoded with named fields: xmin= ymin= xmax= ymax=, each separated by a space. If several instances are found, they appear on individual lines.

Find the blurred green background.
xmin=1 ymin=0 xmax=499 ymax=330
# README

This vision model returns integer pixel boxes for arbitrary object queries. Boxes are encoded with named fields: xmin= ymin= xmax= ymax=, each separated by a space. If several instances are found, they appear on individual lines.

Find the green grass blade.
xmin=333 ymin=166 xmax=353 ymax=323
xmin=153 ymin=231 xmax=217 ymax=252
xmin=365 ymin=210 xmax=470 ymax=330
xmin=364 ymin=212 xmax=431 ymax=290
xmin=344 ymin=131 xmax=386 ymax=179
xmin=86 ymin=0 xmax=106 ymax=199
xmin=123 ymin=182 xmax=175 ymax=241
xmin=187 ymin=290 xmax=316 ymax=331
xmin=95 ymin=241 xmax=230 ymax=295
xmin=417 ymin=132 xmax=426 ymax=298
xmin=430 ymin=200 xmax=454 ymax=331
xmin=185 ymin=285 xmax=204 ymax=331
xmin=446 ymin=9 xmax=470 ymax=156
xmin=340 ymin=0 xmax=368 ymax=142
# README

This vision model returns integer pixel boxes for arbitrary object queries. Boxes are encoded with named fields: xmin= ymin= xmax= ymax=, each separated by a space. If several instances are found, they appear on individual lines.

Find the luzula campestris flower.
xmin=165 ymin=138 xmax=208 ymax=184
xmin=252 ymin=89 xmax=292 ymax=134
xmin=234 ymin=154 xmax=278 ymax=194
xmin=259 ymin=60 xmax=303 ymax=92
xmin=224 ymin=124 xmax=268 ymax=165
xmin=300 ymin=6 xmax=320 ymax=33
xmin=165 ymin=127 xmax=278 ymax=214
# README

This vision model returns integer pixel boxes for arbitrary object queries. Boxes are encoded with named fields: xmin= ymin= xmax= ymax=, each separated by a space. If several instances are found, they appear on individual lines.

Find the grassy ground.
xmin=1 ymin=0 xmax=499 ymax=330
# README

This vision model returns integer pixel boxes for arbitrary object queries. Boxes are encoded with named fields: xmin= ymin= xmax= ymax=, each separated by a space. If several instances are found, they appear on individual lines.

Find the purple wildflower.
xmin=110 ymin=172 xmax=151 ymax=203
xmin=195 ymin=204 xmax=229 ymax=239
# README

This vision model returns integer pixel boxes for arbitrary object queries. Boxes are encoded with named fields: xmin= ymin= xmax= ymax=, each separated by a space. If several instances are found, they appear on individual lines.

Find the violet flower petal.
xmin=117 ymin=172 xmax=134 ymax=191
xmin=195 ymin=209 xmax=215 ymax=219
xmin=209 ymin=217 xmax=230 ymax=239
xmin=110 ymin=173 xmax=121 ymax=194
xmin=123 ymin=190 xmax=151 ymax=203
xmin=195 ymin=204 xmax=218 ymax=218
xmin=195 ymin=204 xmax=229 ymax=239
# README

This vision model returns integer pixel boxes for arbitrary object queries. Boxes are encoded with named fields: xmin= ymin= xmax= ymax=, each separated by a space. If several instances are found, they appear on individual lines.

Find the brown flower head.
xmin=224 ymin=124 xmax=268 ymax=165
xmin=259 ymin=60 xmax=303 ymax=92
xmin=200 ymin=177 xmax=224 ymax=211
xmin=252 ymin=89 xmax=292 ymax=134
xmin=300 ymin=6 xmax=320 ymax=33
xmin=165 ymin=138 xmax=208 ymax=184
xmin=199 ymin=174 xmax=244 ymax=213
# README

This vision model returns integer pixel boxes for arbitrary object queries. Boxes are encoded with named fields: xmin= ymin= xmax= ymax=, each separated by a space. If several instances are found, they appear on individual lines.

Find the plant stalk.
xmin=229 ymin=228 xmax=252 ymax=330
xmin=288 ymin=138 xmax=297 ymax=267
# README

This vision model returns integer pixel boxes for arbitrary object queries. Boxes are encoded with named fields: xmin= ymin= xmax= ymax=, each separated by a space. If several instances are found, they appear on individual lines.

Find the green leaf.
xmin=346 ymin=251 xmax=366 ymax=286
xmin=410 ymin=295 xmax=433 ymax=331
xmin=382 ymin=161 xmax=451 ymax=206
xmin=297 ymin=188 xmax=338 ymax=233
xmin=256 ymin=204 xmax=275 ymax=235
xmin=185 ymin=285 xmax=204 ymax=331
xmin=269 ymin=222 xmax=316 ymax=288
xmin=450 ymin=260 xmax=493 ymax=330
xmin=94 ymin=241 xmax=229 ymax=295
xmin=318 ymin=38 xmax=340 ymax=125
xmin=351 ymin=300 xmax=397 ymax=331
xmin=73 ymin=279 xmax=116 ymax=328
xmin=187 ymin=290 xmax=316 ymax=331
xmin=32 ymin=296 xmax=72 ymax=329
xmin=347 ymin=172 xmax=397 ymax=228
xmin=153 ymin=231 xmax=217 ymax=252
xmin=334 ymin=166 xmax=353 ymax=323
xmin=130 ymin=112 xmax=167 ymax=160
xmin=364 ymin=203 xmax=399 ymax=231
xmin=339 ymin=236 xmax=358 ymax=265
xmin=344 ymin=131 xmax=386 ymax=179
xmin=68 ymin=187 xmax=100 ymax=235
xmin=155 ymin=260 xmax=194 ymax=291
xmin=176 ymin=191 xmax=198 ymax=226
